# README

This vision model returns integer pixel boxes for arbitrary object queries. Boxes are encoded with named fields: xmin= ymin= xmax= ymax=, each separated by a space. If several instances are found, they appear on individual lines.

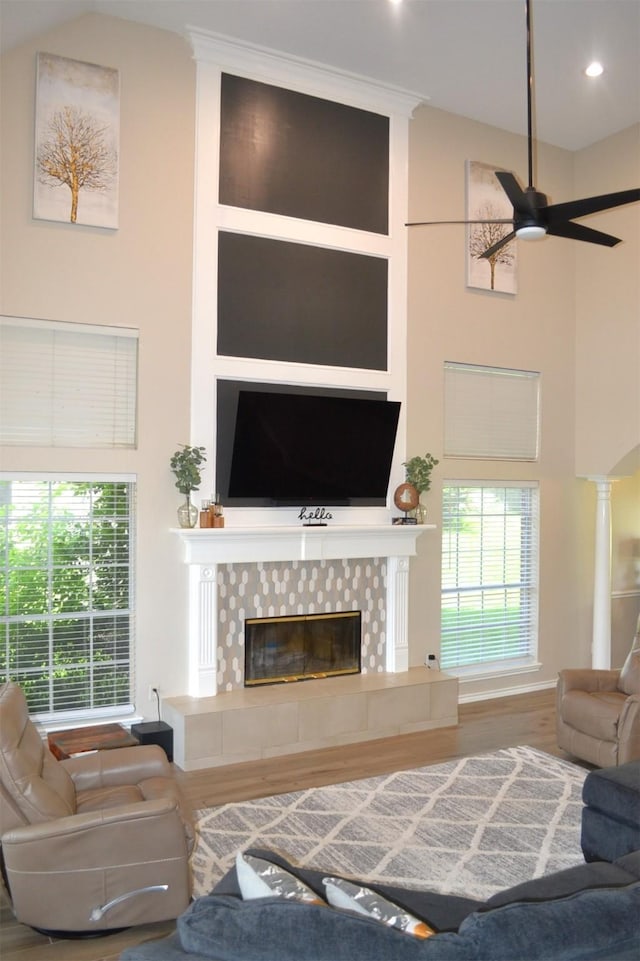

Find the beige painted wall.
xmin=0 ymin=14 xmax=196 ymax=714
xmin=573 ymin=124 xmax=640 ymax=664
xmin=574 ymin=123 xmax=640 ymax=478
xmin=1 ymin=14 xmax=637 ymax=715
xmin=406 ymin=105 xmax=586 ymax=698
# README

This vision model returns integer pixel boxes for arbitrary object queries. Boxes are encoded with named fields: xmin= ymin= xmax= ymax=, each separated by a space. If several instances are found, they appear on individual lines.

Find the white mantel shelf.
xmin=171 ymin=523 xmax=434 ymax=565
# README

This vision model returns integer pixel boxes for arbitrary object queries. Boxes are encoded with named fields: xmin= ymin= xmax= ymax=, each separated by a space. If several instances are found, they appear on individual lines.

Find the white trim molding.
xmin=187 ymin=30 xmax=422 ymax=525
xmin=187 ymin=29 xmax=424 ymax=116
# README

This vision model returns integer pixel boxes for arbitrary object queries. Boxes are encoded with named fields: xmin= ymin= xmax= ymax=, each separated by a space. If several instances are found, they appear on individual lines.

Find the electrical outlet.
xmin=426 ymin=654 xmax=437 ymax=669
xmin=148 ymin=685 xmax=158 ymax=701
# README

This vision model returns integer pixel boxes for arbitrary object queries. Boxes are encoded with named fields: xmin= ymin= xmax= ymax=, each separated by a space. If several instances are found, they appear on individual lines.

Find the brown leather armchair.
xmin=0 ymin=682 xmax=196 ymax=934
xmin=556 ymin=617 xmax=640 ymax=767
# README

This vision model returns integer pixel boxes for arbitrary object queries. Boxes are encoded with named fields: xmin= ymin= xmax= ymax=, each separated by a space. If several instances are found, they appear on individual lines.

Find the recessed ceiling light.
xmin=584 ymin=61 xmax=604 ymax=78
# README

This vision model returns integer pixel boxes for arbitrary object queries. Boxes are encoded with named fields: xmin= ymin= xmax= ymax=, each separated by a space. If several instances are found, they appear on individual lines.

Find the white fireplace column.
xmin=584 ymin=476 xmax=619 ymax=669
xmin=174 ymin=525 xmax=431 ymax=695
xmin=385 ymin=555 xmax=411 ymax=672
xmin=189 ymin=565 xmax=217 ymax=697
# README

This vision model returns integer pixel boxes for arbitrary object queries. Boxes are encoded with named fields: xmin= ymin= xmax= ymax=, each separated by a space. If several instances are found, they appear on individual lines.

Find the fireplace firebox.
xmin=244 ymin=611 xmax=361 ymax=686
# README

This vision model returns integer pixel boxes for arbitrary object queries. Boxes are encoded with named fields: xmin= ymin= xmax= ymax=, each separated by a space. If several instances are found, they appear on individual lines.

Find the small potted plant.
xmin=402 ymin=452 xmax=439 ymax=523
xmin=170 ymin=444 xmax=207 ymax=528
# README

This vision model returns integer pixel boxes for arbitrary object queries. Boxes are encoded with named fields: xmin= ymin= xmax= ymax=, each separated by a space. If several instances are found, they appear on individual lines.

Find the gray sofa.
xmin=121 ymin=762 xmax=640 ymax=961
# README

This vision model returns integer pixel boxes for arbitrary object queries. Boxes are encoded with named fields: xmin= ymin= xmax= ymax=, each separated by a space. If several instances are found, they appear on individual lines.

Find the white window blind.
xmin=444 ymin=362 xmax=539 ymax=460
xmin=0 ymin=476 xmax=135 ymax=721
xmin=441 ymin=482 xmax=539 ymax=671
xmin=0 ymin=316 xmax=138 ymax=447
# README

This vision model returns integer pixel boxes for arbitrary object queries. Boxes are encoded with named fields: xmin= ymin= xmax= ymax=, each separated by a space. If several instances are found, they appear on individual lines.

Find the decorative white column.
xmin=385 ymin=556 xmax=410 ymax=672
xmin=586 ymin=477 xmax=617 ymax=669
xmin=189 ymin=566 xmax=218 ymax=696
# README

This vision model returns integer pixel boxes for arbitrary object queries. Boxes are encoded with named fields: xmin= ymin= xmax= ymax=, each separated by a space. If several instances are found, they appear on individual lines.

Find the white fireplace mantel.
xmin=172 ymin=524 xmax=431 ymax=565
xmin=172 ymin=524 xmax=433 ymax=696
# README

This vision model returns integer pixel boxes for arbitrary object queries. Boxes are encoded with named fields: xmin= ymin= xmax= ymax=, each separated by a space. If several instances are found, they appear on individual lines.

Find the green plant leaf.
xmin=402 ymin=453 xmax=439 ymax=495
xmin=170 ymin=445 xmax=207 ymax=495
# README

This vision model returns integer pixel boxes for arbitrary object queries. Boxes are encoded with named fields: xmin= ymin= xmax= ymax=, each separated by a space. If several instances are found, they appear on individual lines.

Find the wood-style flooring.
xmin=1 ymin=688 xmax=577 ymax=961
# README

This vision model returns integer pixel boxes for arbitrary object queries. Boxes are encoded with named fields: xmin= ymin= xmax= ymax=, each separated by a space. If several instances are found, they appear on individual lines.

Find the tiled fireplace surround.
xmin=164 ymin=526 xmax=458 ymax=770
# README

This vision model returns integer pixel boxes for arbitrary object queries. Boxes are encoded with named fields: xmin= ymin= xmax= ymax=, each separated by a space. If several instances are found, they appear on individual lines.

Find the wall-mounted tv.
xmin=221 ymin=386 xmax=400 ymax=508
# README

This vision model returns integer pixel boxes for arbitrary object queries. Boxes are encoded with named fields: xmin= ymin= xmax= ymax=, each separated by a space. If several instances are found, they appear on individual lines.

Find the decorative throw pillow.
xmin=236 ymin=852 xmax=325 ymax=905
xmin=323 ymin=877 xmax=435 ymax=939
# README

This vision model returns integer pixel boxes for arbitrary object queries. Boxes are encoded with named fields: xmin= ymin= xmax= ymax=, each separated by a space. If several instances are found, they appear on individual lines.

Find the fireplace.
xmin=172 ymin=524 xmax=429 ymax=697
xmin=245 ymin=611 xmax=361 ymax=686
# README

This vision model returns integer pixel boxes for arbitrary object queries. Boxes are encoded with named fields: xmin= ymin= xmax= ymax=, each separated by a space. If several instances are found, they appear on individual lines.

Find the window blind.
xmin=444 ymin=362 xmax=539 ymax=460
xmin=0 ymin=316 xmax=138 ymax=447
xmin=0 ymin=477 xmax=135 ymax=721
xmin=441 ymin=482 xmax=539 ymax=671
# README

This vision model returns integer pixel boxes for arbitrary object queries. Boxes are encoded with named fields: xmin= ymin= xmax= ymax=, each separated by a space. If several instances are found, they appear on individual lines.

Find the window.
xmin=0 ymin=477 xmax=135 ymax=721
xmin=444 ymin=362 xmax=539 ymax=460
xmin=0 ymin=316 xmax=138 ymax=448
xmin=441 ymin=482 xmax=539 ymax=671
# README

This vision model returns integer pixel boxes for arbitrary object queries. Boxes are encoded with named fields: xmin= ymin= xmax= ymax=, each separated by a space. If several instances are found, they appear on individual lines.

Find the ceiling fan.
xmin=406 ymin=0 xmax=640 ymax=259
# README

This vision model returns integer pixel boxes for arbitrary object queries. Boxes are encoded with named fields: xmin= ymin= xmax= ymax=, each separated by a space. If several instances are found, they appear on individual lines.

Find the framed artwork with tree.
xmin=465 ymin=160 xmax=516 ymax=294
xmin=33 ymin=53 xmax=119 ymax=229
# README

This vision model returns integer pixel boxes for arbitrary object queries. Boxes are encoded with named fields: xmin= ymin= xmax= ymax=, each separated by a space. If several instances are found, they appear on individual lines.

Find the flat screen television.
xmin=226 ymin=389 xmax=400 ymax=507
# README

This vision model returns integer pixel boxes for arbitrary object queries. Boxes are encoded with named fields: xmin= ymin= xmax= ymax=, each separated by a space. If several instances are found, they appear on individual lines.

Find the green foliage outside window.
xmin=441 ymin=484 xmax=538 ymax=671
xmin=0 ymin=480 xmax=133 ymax=716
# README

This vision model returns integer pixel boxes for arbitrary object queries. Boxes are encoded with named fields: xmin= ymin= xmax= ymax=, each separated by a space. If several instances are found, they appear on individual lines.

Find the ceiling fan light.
xmin=516 ymin=225 xmax=547 ymax=241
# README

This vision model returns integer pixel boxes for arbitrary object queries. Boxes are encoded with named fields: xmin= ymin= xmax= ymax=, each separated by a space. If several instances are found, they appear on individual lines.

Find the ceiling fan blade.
xmin=479 ymin=230 xmax=517 ymax=259
xmin=545 ymin=188 xmax=640 ymax=224
xmin=406 ymin=219 xmax=514 ymax=227
xmin=545 ymin=221 xmax=621 ymax=247
xmin=494 ymin=171 xmax=530 ymax=210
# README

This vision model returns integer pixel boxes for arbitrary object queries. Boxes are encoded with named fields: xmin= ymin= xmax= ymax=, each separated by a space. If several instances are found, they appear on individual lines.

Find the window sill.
xmin=35 ymin=705 xmax=143 ymax=734
xmin=445 ymin=659 xmax=542 ymax=683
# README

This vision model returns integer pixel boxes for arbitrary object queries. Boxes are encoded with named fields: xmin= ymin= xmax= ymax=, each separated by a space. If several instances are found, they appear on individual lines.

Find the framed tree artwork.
xmin=33 ymin=53 xmax=120 ymax=229
xmin=466 ymin=160 xmax=516 ymax=294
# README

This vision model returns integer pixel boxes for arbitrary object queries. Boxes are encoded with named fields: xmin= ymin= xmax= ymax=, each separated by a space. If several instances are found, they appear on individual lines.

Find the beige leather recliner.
xmin=556 ymin=617 xmax=640 ymax=767
xmin=0 ymin=682 xmax=196 ymax=934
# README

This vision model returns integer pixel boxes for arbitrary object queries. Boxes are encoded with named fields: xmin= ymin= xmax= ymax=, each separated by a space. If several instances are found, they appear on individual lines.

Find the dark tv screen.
xmin=227 ymin=390 xmax=400 ymax=507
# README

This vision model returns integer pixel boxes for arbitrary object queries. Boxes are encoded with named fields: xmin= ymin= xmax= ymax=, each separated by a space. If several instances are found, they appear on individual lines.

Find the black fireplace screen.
xmin=244 ymin=611 xmax=361 ymax=686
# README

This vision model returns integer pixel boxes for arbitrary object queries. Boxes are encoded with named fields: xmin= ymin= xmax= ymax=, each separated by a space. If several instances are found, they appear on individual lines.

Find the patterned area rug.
xmin=192 ymin=745 xmax=587 ymax=900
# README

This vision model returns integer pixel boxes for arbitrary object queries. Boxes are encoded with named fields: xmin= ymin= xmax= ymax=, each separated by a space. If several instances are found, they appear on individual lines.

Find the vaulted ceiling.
xmin=2 ymin=0 xmax=639 ymax=151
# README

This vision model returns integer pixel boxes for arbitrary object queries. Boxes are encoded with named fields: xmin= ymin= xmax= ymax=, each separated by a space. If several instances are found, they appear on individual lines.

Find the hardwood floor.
xmin=1 ymin=688 xmax=574 ymax=961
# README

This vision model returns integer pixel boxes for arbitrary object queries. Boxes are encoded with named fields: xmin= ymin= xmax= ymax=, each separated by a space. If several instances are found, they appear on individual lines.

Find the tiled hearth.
xmin=163 ymin=668 xmax=458 ymax=771
xmin=166 ymin=524 xmax=458 ymax=770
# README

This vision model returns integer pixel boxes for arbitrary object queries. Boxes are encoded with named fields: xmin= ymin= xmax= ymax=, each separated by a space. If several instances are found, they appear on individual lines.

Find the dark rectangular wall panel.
xmin=217 ymin=232 xmax=388 ymax=370
xmin=219 ymin=73 xmax=389 ymax=234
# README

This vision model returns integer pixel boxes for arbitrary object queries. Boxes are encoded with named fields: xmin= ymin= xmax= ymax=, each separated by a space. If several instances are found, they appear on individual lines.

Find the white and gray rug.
xmin=193 ymin=745 xmax=587 ymax=901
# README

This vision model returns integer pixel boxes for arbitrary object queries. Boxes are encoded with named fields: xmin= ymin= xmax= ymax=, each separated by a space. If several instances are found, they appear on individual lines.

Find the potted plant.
xmin=170 ymin=444 xmax=207 ymax=528
xmin=402 ymin=452 xmax=439 ymax=523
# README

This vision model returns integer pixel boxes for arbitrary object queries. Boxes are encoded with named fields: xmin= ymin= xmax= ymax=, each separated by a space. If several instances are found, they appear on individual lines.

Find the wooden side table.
xmin=47 ymin=722 xmax=139 ymax=760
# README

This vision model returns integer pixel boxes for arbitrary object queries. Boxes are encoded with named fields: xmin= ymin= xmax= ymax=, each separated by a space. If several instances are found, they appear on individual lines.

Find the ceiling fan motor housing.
xmin=515 ymin=187 xmax=549 ymax=237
